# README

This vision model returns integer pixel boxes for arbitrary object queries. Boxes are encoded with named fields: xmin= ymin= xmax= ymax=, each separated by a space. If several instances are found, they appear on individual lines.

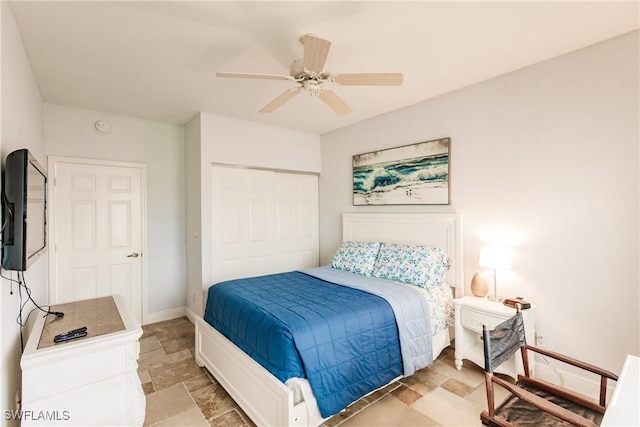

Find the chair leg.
xmin=485 ymin=372 xmax=496 ymax=417
xmin=481 ymin=410 xmax=513 ymax=427
xmin=599 ymin=376 xmax=608 ymax=407
xmin=521 ymin=346 xmax=531 ymax=378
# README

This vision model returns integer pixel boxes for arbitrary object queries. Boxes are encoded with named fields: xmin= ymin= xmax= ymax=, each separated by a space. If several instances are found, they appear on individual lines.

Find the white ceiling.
xmin=9 ymin=1 xmax=639 ymax=135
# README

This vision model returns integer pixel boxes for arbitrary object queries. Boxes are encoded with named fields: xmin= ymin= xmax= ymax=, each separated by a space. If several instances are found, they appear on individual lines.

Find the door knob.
xmin=127 ymin=252 xmax=140 ymax=258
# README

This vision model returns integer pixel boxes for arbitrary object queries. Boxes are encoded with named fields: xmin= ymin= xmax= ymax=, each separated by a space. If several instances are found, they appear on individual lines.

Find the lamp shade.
xmin=478 ymin=245 xmax=511 ymax=270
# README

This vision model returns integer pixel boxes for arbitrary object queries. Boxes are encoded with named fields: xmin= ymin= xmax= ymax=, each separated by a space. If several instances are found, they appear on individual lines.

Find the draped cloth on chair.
xmin=483 ymin=311 xmax=526 ymax=373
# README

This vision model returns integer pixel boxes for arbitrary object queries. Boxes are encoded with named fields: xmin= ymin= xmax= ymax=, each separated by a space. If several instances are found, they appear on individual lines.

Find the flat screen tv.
xmin=2 ymin=149 xmax=47 ymax=271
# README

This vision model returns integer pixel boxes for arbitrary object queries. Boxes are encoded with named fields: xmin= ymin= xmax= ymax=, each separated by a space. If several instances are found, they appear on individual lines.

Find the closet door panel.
xmin=212 ymin=166 xmax=318 ymax=284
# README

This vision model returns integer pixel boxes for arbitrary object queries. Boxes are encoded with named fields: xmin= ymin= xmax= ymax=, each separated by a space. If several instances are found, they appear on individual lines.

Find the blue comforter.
xmin=204 ymin=269 xmax=426 ymax=417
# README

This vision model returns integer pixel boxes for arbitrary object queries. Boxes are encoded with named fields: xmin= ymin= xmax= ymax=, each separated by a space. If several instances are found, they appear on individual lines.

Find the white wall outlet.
xmin=535 ymin=333 xmax=545 ymax=347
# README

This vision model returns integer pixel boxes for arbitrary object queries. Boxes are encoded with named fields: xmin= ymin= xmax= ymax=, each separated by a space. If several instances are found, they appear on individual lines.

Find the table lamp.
xmin=479 ymin=245 xmax=511 ymax=302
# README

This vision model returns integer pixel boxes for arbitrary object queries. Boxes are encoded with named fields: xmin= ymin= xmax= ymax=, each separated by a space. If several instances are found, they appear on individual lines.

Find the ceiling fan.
xmin=216 ymin=34 xmax=403 ymax=115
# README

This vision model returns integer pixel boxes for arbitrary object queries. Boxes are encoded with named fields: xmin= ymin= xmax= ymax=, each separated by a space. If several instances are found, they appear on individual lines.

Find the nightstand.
xmin=454 ymin=296 xmax=536 ymax=379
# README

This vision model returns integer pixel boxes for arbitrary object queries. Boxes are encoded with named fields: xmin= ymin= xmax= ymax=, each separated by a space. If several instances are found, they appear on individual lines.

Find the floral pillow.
xmin=372 ymin=243 xmax=451 ymax=290
xmin=330 ymin=241 xmax=381 ymax=276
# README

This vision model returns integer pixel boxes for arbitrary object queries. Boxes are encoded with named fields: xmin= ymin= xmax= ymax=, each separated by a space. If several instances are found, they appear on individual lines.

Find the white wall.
xmin=319 ymin=31 xmax=639 ymax=378
xmin=186 ymin=112 xmax=321 ymax=316
xmin=43 ymin=104 xmax=186 ymax=319
xmin=0 ymin=2 xmax=47 ymax=420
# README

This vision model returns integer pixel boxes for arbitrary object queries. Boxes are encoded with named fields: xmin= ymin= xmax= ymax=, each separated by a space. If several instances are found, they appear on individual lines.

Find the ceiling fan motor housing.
xmin=290 ymin=58 xmax=330 ymax=81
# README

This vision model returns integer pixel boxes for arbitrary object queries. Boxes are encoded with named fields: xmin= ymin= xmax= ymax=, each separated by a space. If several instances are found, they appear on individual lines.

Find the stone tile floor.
xmin=140 ymin=317 xmax=511 ymax=426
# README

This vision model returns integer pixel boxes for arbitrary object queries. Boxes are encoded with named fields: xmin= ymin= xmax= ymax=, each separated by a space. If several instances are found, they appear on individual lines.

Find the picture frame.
xmin=353 ymin=137 xmax=450 ymax=205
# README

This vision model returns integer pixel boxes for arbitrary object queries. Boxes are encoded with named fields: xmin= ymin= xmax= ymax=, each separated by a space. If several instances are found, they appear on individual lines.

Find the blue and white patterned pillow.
xmin=330 ymin=241 xmax=381 ymax=276
xmin=372 ymin=243 xmax=451 ymax=290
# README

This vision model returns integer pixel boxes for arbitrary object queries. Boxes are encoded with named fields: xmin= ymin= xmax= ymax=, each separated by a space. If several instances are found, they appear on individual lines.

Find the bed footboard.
xmin=195 ymin=316 xmax=310 ymax=426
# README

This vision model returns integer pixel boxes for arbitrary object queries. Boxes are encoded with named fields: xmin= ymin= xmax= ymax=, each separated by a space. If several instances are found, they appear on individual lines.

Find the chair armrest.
xmin=491 ymin=376 xmax=599 ymax=427
xmin=525 ymin=345 xmax=618 ymax=381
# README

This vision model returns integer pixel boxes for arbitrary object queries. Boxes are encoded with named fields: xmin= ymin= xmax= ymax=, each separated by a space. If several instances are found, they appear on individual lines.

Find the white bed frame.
xmin=195 ymin=213 xmax=463 ymax=426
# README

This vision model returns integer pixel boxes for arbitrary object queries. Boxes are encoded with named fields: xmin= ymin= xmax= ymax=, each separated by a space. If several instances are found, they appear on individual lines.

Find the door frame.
xmin=47 ymin=156 xmax=149 ymax=323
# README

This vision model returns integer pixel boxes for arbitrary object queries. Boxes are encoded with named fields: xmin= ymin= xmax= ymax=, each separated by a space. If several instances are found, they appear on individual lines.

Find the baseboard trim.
xmin=144 ymin=306 xmax=187 ymax=325
xmin=185 ymin=307 xmax=198 ymax=324
xmin=535 ymin=360 xmax=616 ymax=401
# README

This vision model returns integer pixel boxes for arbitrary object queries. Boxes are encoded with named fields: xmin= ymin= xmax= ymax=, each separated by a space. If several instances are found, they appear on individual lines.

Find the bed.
xmin=195 ymin=213 xmax=463 ymax=426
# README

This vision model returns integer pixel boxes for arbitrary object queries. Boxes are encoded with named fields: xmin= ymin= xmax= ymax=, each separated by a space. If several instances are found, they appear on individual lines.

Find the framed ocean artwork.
xmin=353 ymin=138 xmax=450 ymax=205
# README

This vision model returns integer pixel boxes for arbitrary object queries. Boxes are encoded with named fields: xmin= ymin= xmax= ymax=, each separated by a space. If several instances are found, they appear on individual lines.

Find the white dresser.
xmin=21 ymin=295 xmax=145 ymax=426
xmin=601 ymin=354 xmax=640 ymax=427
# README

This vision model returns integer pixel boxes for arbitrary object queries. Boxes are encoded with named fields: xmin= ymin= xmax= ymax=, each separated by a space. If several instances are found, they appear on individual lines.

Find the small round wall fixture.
xmin=95 ymin=120 xmax=111 ymax=133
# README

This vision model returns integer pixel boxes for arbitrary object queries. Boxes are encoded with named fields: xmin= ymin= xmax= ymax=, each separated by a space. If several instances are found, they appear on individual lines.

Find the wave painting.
xmin=353 ymin=138 xmax=450 ymax=205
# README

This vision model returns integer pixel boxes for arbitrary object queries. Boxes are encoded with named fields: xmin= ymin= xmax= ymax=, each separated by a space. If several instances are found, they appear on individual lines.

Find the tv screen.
xmin=2 ymin=149 xmax=47 ymax=271
xmin=26 ymin=160 xmax=46 ymax=260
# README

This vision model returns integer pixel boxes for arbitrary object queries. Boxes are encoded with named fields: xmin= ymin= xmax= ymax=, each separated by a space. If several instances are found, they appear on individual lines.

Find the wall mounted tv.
xmin=2 ymin=149 xmax=47 ymax=271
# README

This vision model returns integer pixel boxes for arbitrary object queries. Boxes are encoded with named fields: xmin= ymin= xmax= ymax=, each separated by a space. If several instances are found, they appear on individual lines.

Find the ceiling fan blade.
xmin=332 ymin=73 xmax=404 ymax=86
xmin=259 ymin=89 xmax=300 ymax=113
xmin=302 ymin=34 xmax=331 ymax=73
xmin=318 ymin=89 xmax=352 ymax=116
xmin=216 ymin=72 xmax=293 ymax=81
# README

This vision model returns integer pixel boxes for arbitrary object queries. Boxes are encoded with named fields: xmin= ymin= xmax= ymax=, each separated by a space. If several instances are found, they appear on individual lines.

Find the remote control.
xmin=53 ymin=330 xmax=88 ymax=343
xmin=54 ymin=326 xmax=87 ymax=340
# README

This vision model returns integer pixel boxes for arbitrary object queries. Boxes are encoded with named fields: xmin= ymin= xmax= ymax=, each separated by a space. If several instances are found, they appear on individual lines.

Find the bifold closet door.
xmin=211 ymin=166 xmax=318 ymax=283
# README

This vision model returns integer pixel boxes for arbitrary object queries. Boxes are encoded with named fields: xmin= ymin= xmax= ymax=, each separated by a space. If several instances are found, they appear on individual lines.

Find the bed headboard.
xmin=342 ymin=213 xmax=463 ymax=292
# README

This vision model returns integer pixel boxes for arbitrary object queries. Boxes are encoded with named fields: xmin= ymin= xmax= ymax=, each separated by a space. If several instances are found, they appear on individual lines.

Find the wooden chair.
xmin=481 ymin=305 xmax=618 ymax=426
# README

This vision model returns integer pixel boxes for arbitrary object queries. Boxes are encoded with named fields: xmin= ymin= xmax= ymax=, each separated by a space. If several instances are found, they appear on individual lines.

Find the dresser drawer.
xmin=460 ymin=306 xmax=507 ymax=332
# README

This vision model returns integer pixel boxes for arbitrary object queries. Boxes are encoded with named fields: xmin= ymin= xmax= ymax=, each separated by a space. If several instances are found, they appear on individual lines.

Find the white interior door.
xmin=211 ymin=166 xmax=318 ymax=283
xmin=49 ymin=158 xmax=145 ymax=322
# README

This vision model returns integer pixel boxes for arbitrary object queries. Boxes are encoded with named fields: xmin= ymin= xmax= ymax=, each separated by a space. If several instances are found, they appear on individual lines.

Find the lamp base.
xmin=488 ymin=269 xmax=503 ymax=302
